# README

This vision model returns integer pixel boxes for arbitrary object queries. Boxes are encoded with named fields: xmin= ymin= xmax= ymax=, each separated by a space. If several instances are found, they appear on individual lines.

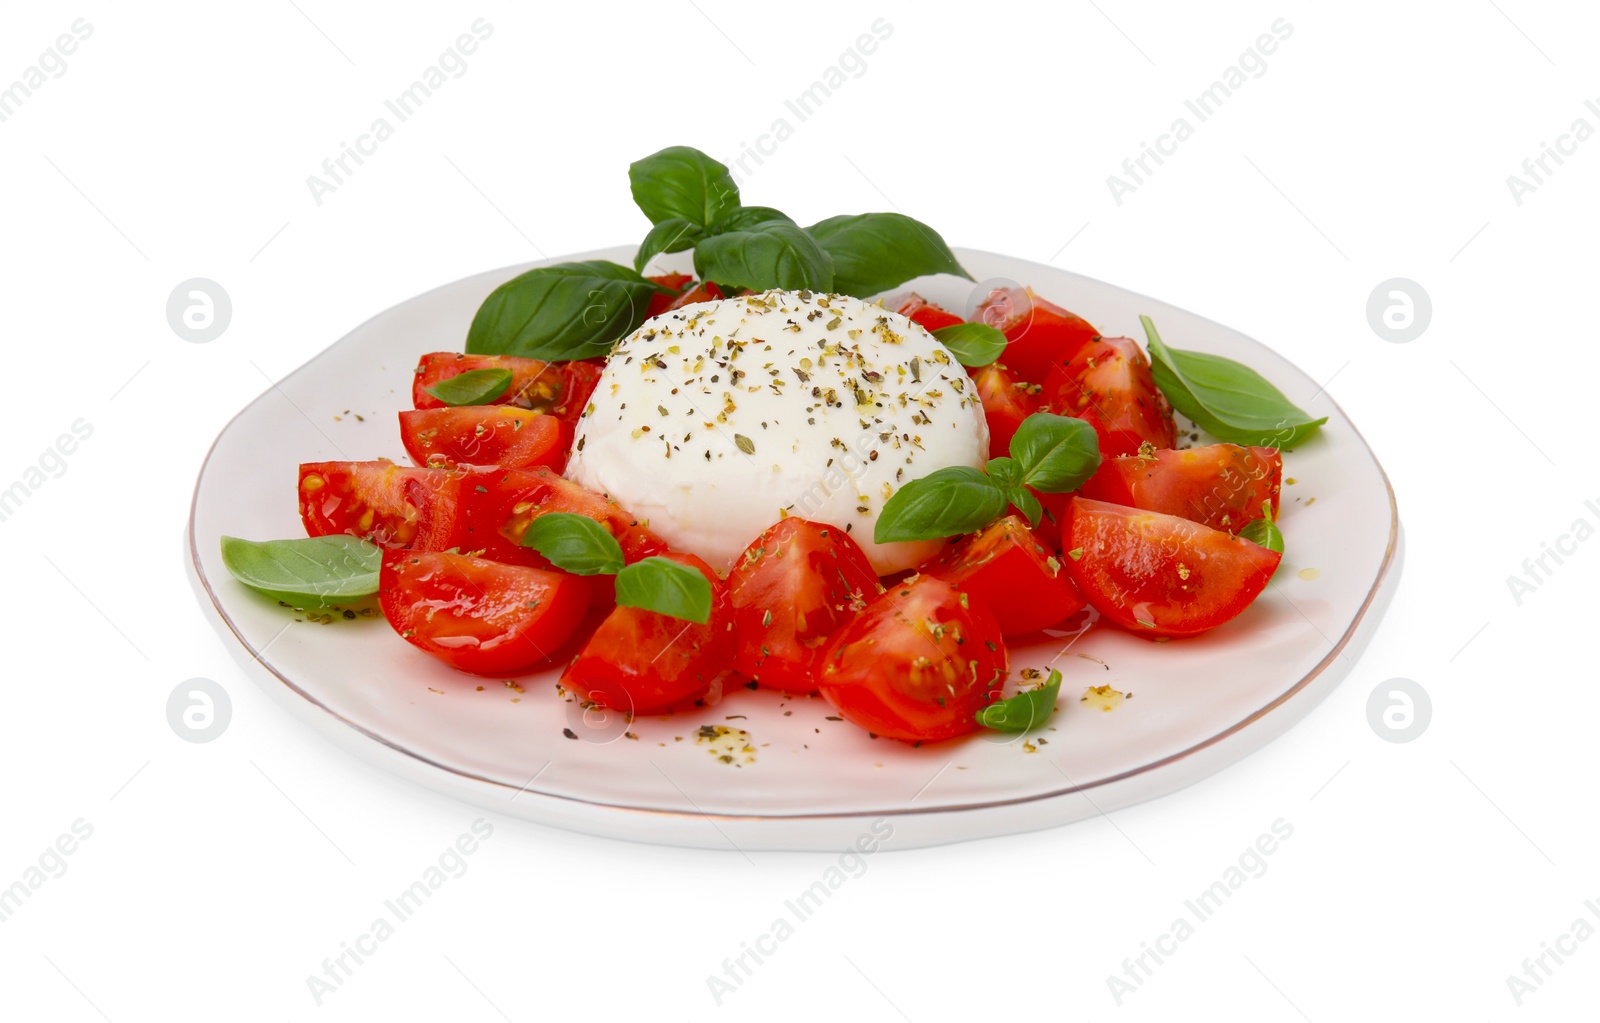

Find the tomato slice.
xmin=1079 ymin=443 xmax=1282 ymax=534
xmin=398 ymin=407 xmax=568 ymax=472
xmin=561 ymin=552 xmax=735 ymax=714
xmin=1063 ymin=497 xmax=1280 ymax=638
xmin=553 ymin=360 xmax=603 ymax=432
xmin=379 ymin=550 xmax=589 ymax=676
xmin=298 ymin=461 xmax=463 ymax=550
xmin=645 ymin=273 xmax=694 ymax=318
xmin=1043 ymin=336 xmax=1176 ymax=456
xmin=455 ymin=467 xmax=666 ymax=573
xmin=922 ymin=515 xmax=1085 ymax=636
xmin=894 ymin=294 xmax=964 ymax=333
xmin=971 ymin=360 xmax=1046 ymax=459
xmin=412 ymin=352 xmax=567 ymax=412
xmin=667 ymin=281 xmax=725 ymax=311
xmin=972 ymin=286 xmax=1100 ymax=384
xmin=726 ymin=518 xmax=881 ymax=693
xmin=818 ymin=574 xmax=1008 ymax=743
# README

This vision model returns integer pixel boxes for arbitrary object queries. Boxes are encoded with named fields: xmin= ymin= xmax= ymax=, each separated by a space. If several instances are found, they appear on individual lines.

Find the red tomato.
xmin=667 ymin=281 xmax=725 ymax=311
xmin=726 ymin=518 xmax=881 ymax=694
xmin=412 ymin=353 xmax=566 ymax=412
xmin=971 ymin=360 xmax=1046 ymax=459
xmin=455 ymin=467 xmax=666 ymax=572
xmin=398 ymin=407 xmax=568 ymax=472
xmin=298 ymin=461 xmax=463 ymax=551
xmin=645 ymin=273 xmax=694 ymax=318
xmin=972 ymin=286 xmax=1100 ymax=384
xmin=1080 ymin=443 xmax=1282 ymax=534
xmin=895 ymin=294 xmax=964 ymax=332
xmin=379 ymin=550 xmax=589 ymax=676
xmin=561 ymin=552 xmax=735 ymax=713
xmin=1044 ymin=336 xmax=1176 ymax=456
xmin=923 ymin=515 xmax=1085 ymax=636
xmin=1063 ymin=497 xmax=1280 ymax=638
xmin=818 ymin=574 xmax=1008 ymax=743
xmin=556 ymin=360 xmax=603 ymax=431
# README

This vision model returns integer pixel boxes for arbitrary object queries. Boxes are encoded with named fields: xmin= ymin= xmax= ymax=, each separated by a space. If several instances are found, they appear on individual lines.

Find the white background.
xmin=1 ymin=1 xmax=1595 ymax=1019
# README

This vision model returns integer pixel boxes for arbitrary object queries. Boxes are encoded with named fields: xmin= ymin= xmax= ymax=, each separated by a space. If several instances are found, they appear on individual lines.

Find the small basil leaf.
xmin=694 ymin=221 xmax=834 ymax=293
xmin=985 ymin=456 xmax=1021 ymax=489
xmin=633 ymin=218 xmax=705 ymax=272
xmin=807 ymin=212 xmax=971 ymax=297
xmin=1010 ymin=413 xmax=1101 ymax=493
xmin=466 ymin=260 xmax=667 ymax=362
xmin=614 ymin=556 xmax=713 ymax=624
xmin=220 ymin=535 xmax=381 ymax=606
xmin=1239 ymin=517 xmax=1285 ymax=554
xmin=422 ymin=368 xmax=512 ymax=407
xmin=709 ymin=205 xmax=795 ymax=233
xmin=874 ymin=465 xmax=1008 ymax=544
xmin=931 ymin=323 xmax=1006 ymax=367
xmin=521 ymin=512 xmax=625 ymax=576
xmin=976 ymin=669 xmax=1062 ymax=732
xmin=1008 ymin=486 xmax=1043 ymax=528
xmin=628 ymin=145 xmax=741 ymax=228
xmin=1141 ymin=315 xmax=1327 ymax=449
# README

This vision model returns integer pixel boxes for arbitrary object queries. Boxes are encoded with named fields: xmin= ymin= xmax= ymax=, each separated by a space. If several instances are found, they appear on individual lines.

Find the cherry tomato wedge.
xmin=413 ymin=352 xmax=564 ymax=412
xmin=1079 ymin=443 xmax=1282 ymax=534
xmin=553 ymin=360 xmax=603 ymax=431
xmin=727 ymin=518 xmax=881 ymax=693
xmin=895 ymin=293 xmax=964 ymax=332
xmin=818 ymin=574 xmax=1008 ymax=743
xmin=923 ymin=515 xmax=1085 ymax=636
xmin=455 ymin=467 xmax=666 ymax=572
xmin=379 ymin=550 xmax=589 ymax=676
xmin=667 ymin=281 xmax=725 ymax=311
xmin=561 ymin=552 xmax=734 ymax=714
xmin=298 ymin=460 xmax=463 ymax=551
xmin=973 ymin=286 xmax=1100 ymax=384
xmin=1063 ymin=497 xmax=1280 ymax=638
xmin=971 ymin=360 xmax=1046 ymax=459
xmin=398 ymin=407 xmax=568 ymax=472
xmin=1044 ymin=336 xmax=1176 ymax=456
xmin=645 ymin=272 xmax=694 ymax=318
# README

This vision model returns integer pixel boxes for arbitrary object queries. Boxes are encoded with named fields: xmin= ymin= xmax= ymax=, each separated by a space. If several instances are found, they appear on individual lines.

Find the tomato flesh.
xmin=399 ymin=407 xmax=568 ymax=472
xmin=923 ymin=515 xmax=1085 ymax=636
xmin=894 ymin=294 xmax=964 ymax=332
xmin=971 ymin=360 xmax=1045 ymax=459
xmin=1063 ymin=497 xmax=1280 ymax=638
xmin=1044 ymin=336 xmax=1176 ymax=456
xmin=298 ymin=461 xmax=463 ymax=551
xmin=455 ymin=467 xmax=665 ymax=575
xmin=667 ymin=281 xmax=725 ymax=311
xmin=1079 ymin=443 xmax=1282 ymax=534
xmin=972 ymin=286 xmax=1100 ymax=384
xmin=645 ymin=273 xmax=694 ymax=318
xmin=413 ymin=353 xmax=563 ymax=412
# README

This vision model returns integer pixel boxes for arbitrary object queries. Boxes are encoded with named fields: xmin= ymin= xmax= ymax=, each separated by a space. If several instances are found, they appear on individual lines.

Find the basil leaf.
xmin=1141 ymin=315 xmax=1327 ymax=449
xmin=1239 ymin=516 xmax=1284 ymax=554
xmin=633 ymin=217 xmax=705 ymax=272
xmin=807 ymin=213 xmax=971 ymax=298
xmin=1010 ymin=413 xmax=1101 ymax=493
xmin=614 ymin=556 xmax=713 ymax=624
xmin=709 ymin=205 xmax=794 ymax=234
xmin=694 ymin=220 xmax=834 ymax=293
xmin=874 ymin=465 xmax=1008 ymax=544
xmin=976 ymin=669 xmax=1062 ymax=732
xmin=628 ymin=146 xmax=740 ymax=228
xmin=985 ymin=456 xmax=1021 ymax=489
xmin=220 ymin=535 xmax=380 ymax=606
xmin=521 ymin=512 xmax=625 ymax=576
xmin=466 ymin=260 xmax=666 ymax=361
xmin=1007 ymin=486 xmax=1043 ymax=528
xmin=931 ymin=323 xmax=1006 ymax=367
xmin=422 ymin=368 xmax=512 ymax=407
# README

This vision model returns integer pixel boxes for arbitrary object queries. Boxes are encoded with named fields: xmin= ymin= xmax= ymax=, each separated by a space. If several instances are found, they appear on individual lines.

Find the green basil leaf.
xmin=1010 ymin=413 xmax=1101 ymax=493
xmin=521 ymin=512 xmax=625 ymax=576
xmin=466 ymin=260 xmax=666 ymax=361
xmin=709 ymin=205 xmax=795 ymax=233
xmin=1007 ymin=486 xmax=1043 ymax=528
xmin=694 ymin=220 xmax=834 ymax=293
xmin=1141 ymin=315 xmax=1327 ymax=449
xmin=874 ymin=465 xmax=1008 ymax=544
xmin=976 ymin=669 xmax=1062 ymax=732
xmin=633 ymin=217 xmax=705 ymax=272
xmin=628 ymin=146 xmax=740 ymax=228
xmin=807 ymin=212 xmax=971 ymax=297
xmin=422 ymin=368 xmax=512 ymax=407
xmin=1239 ymin=516 xmax=1284 ymax=554
xmin=220 ymin=535 xmax=380 ymax=606
xmin=985 ymin=456 xmax=1021 ymax=489
xmin=614 ymin=556 xmax=713 ymax=624
xmin=931 ymin=323 xmax=1006 ymax=368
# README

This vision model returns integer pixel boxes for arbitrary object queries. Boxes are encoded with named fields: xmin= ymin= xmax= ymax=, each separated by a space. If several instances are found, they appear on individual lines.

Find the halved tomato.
xmin=895 ymin=294 xmax=964 ymax=333
xmin=298 ymin=461 xmax=463 ymax=550
xmin=971 ymin=360 xmax=1046 ymax=459
xmin=561 ymin=552 xmax=735 ymax=714
xmin=412 ymin=353 xmax=564 ymax=412
xmin=646 ymin=272 xmax=695 ymax=318
xmin=922 ymin=515 xmax=1085 ymax=636
xmin=727 ymin=518 xmax=881 ymax=693
xmin=398 ymin=407 xmax=568 ymax=472
xmin=1063 ymin=497 xmax=1280 ymax=638
xmin=1044 ymin=336 xmax=1176 ymax=456
xmin=379 ymin=550 xmax=589 ymax=676
xmin=1080 ymin=443 xmax=1282 ymax=534
xmin=972 ymin=286 xmax=1100 ymax=384
xmin=455 ymin=467 xmax=666 ymax=572
xmin=817 ymin=574 xmax=1008 ymax=743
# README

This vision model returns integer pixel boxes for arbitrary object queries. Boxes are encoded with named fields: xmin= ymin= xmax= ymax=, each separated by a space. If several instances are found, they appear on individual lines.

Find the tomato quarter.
xmin=973 ymin=286 xmax=1100 ymax=384
xmin=971 ymin=360 xmax=1046 ymax=459
xmin=298 ymin=460 xmax=463 ymax=551
xmin=1080 ymin=443 xmax=1282 ymax=534
xmin=399 ymin=407 xmax=568 ymax=472
xmin=894 ymin=293 xmax=965 ymax=333
xmin=1044 ymin=335 xmax=1176 ymax=456
xmin=923 ymin=515 xmax=1085 ymax=636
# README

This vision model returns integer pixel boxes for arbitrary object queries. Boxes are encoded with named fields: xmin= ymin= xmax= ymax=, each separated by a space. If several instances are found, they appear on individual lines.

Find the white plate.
xmin=187 ymin=247 xmax=1401 ymax=852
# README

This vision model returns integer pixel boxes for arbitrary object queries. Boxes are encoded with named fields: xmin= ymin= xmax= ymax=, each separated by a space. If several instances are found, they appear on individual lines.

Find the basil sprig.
xmin=615 ymin=556 xmax=713 ymax=624
xmin=1141 ymin=315 xmax=1327 ymax=449
xmin=694 ymin=219 xmax=835 ymax=293
xmin=522 ymin=512 xmax=625 ymax=576
xmin=466 ymin=260 xmax=669 ymax=362
xmin=1010 ymin=414 xmax=1100 ymax=492
xmin=633 ymin=218 xmax=706 ymax=273
xmin=422 ymin=368 xmax=512 ymax=406
xmin=930 ymin=323 xmax=1006 ymax=367
xmin=219 ymin=535 xmax=380 ymax=606
xmin=807 ymin=212 xmax=971 ymax=297
xmin=628 ymin=146 xmax=741 ymax=230
xmin=874 ymin=466 xmax=1010 ymax=544
xmin=520 ymin=514 xmax=710 ymax=622
xmin=976 ymin=669 xmax=1062 ymax=732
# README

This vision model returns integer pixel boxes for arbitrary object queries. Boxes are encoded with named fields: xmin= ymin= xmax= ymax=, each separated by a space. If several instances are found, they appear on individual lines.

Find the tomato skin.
xmin=455 ymin=467 xmax=666 ymax=574
xmin=973 ymin=286 xmax=1100 ymax=384
xmin=556 ymin=360 xmax=603 ymax=431
xmin=1063 ymin=497 xmax=1281 ymax=638
xmin=894 ymin=294 xmax=964 ymax=333
xmin=726 ymin=518 xmax=881 ymax=694
xmin=379 ymin=551 xmax=589 ymax=676
xmin=1043 ymin=336 xmax=1176 ymax=456
xmin=923 ymin=515 xmax=1085 ymax=636
xmin=1079 ymin=443 xmax=1282 ymax=534
xmin=971 ymin=360 xmax=1046 ymax=459
xmin=666 ymin=281 xmax=725 ymax=311
xmin=561 ymin=552 xmax=735 ymax=714
xmin=645 ymin=273 xmax=694 ymax=318
xmin=298 ymin=460 xmax=463 ymax=551
xmin=398 ymin=407 xmax=568 ymax=472
xmin=413 ymin=353 xmax=562 ymax=412
xmin=818 ymin=574 xmax=1009 ymax=743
